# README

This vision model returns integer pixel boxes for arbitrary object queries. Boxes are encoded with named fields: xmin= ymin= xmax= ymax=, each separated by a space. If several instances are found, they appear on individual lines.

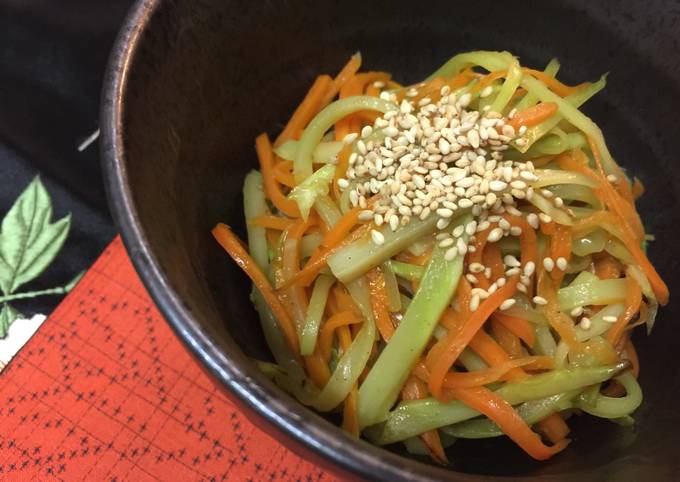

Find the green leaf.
xmin=0 ymin=177 xmax=71 ymax=295
xmin=64 ymin=271 xmax=85 ymax=292
xmin=0 ymin=303 xmax=21 ymax=339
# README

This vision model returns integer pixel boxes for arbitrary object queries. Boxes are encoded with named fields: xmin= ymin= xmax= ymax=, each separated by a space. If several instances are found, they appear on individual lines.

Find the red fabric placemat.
xmin=0 ymin=236 xmax=340 ymax=481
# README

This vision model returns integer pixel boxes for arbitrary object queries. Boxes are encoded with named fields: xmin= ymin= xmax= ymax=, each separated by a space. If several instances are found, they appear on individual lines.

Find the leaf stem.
xmin=0 ymin=272 xmax=83 ymax=304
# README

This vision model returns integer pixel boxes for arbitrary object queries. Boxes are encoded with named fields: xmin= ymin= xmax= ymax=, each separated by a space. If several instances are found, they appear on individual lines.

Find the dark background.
xmin=0 ymin=0 xmax=135 ymax=316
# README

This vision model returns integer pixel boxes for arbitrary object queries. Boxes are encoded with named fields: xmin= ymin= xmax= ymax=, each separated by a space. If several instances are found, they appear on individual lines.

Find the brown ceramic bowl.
xmin=101 ymin=0 xmax=680 ymax=480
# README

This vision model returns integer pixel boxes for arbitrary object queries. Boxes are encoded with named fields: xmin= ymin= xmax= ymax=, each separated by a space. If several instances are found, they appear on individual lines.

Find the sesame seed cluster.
xmin=333 ymin=83 xmax=578 ymax=313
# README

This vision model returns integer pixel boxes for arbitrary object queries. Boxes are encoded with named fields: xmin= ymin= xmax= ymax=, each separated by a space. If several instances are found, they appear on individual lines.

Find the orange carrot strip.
xmin=503 ymin=215 xmax=538 ymax=269
xmin=593 ymin=254 xmax=623 ymax=280
xmin=549 ymin=224 xmax=572 ymax=284
xmin=304 ymin=344 xmax=331 ymax=388
xmin=483 ymin=243 xmax=505 ymax=281
xmin=426 ymin=276 xmax=519 ymax=399
xmin=401 ymin=376 xmax=448 ymax=465
xmin=508 ymin=102 xmax=558 ymax=131
xmin=606 ymin=277 xmax=643 ymax=347
xmin=273 ymin=159 xmax=296 ymax=188
xmin=320 ymin=206 xmax=363 ymax=248
xmin=256 ymin=134 xmax=300 ymax=217
xmin=490 ymin=319 xmax=523 ymax=359
xmin=522 ymin=68 xmax=587 ymax=97
xmin=623 ymin=337 xmax=640 ymax=378
xmin=212 ymin=224 xmax=299 ymax=354
xmin=332 ymin=144 xmax=353 ymax=200
xmin=249 ymin=215 xmax=295 ymax=231
xmin=471 ymin=70 xmax=507 ymax=93
xmin=536 ymin=413 xmax=570 ymax=445
xmin=323 ymin=53 xmax=362 ymax=106
xmin=366 ymin=267 xmax=396 ymax=342
xmin=447 ymin=385 xmax=569 ymax=460
xmin=276 ymin=75 xmax=333 ymax=146
xmin=631 ymin=178 xmax=645 ymax=200
xmin=468 ymin=330 xmax=527 ymax=381
xmin=318 ymin=310 xmax=362 ymax=362
xmin=492 ymin=313 xmax=536 ymax=347
xmin=342 ymin=384 xmax=360 ymax=437
xmin=414 ymin=357 xmax=544 ymax=389
xmin=587 ymin=137 xmax=642 ymax=239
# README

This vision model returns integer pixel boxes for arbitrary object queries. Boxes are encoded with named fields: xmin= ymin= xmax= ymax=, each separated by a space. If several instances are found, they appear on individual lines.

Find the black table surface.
xmin=0 ymin=0 xmax=135 ymax=316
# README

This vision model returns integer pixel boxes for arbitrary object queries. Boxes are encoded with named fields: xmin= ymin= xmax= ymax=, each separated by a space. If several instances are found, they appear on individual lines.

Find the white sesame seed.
xmin=523 ymin=261 xmax=536 ymax=277
xmin=371 ymin=229 xmax=385 ymax=245
xmin=533 ymin=296 xmax=548 ymax=306
xmin=570 ymin=307 xmax=584 ymax=317
xmin=337 ymin=178 xmax=350 ymax=189
xmin=469 ymin=262 xmax=485 ymax=273
xmin=489 ymin=180 xmax=508 ymax=192
xmin=517 ymin=283 xmax=527 ymax=293
xmin=389 ymin=214 xmax=399 ymax=231
xmin=361 ymin=126 xmax=373 ymax=139
xmin=469 ymin=293 xmax=480 ymax=312
xmin=510 ymin=226 xmax=522 ymax=236
xmin=342 ymin=133 xmax=358 ymax=144
xmin=538 ymin=213 xmax=552 ymax=224
xmin=445 ymin=246 xmax=458 ymax=261
xmin=579 ymin=317 xmax=592 ymax=330
xmin=603 ymin=315 xmax=618 ymax=323
xmin=542 ymin=257 xmax=555 ymax=272
xmin=357 ymin=140 xmax=367 ymax=155
xmin=520 ymin=171 xmax=538 ymax=182
xmin=506 ymin=267 xmax=521 ymax=277
xmin=436 ymin=208 xmax=454 ymax=218
xmin=358 ymin=210 xmax=374 ymax=221
xmin=504 ymin=255 xmax=521 ymax=267
xmin=457 ymin=237 xmax=468 ymax=255
xmin=439 ymin=237 xmax=454 ymax=248
xmin=496 ymin=277 xmax=506 ymax=287
xmin=452 ymin=225 xmax=465 ymax=237
xmin=556 ymin=257 xmax=568 ymax=271
xmin=606 ymin=174 xmax=618 ymax=183
xmin=466 ymin=273 xmax=479 ymax=284
xmin=437 ymin=217 xmax=451 ymax=230
xmin=480 ymin=85 xmax=494 ymax=98
xmin=487 ymin=227 xmax=504 ymax=243
xmin=526 ymin=213 xmax=539 ymax=229
xmin=499 ymin=299 xmax=516 ymax=311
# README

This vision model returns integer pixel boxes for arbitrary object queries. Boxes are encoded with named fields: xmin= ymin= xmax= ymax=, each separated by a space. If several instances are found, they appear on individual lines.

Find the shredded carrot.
xmin=606 ymin=276 xmax=643 ymax=346
xmin=492 ymin=313 xmax=536 ymax=347
xmin=468 ymin=330 xmax=528 ymax=381
xmin=593 ymin=254 xmax=623 ymax=280
xmin=304 ymin=344 xmax=331 ymax=388
xmin=342 ymin=384 xmax=360 ymax=436
xmin=320 ymin=207 xmax=363 ymax=248
xmin=447 ymin=385 xmax=569 ymax=460
xmin=414 ymin=357 xmax=545 ymax=389
xmin=632 ymin=177 xmax=645 ymax=200
xmin=426 ymin=276 xmax=519 ymax=399
xmin=401 ymin=376 xmax=448 ymax=464
xmin=318 ymin=310 xmax=362 ymax=362
xmin=336 ymin=72 xmax=391 ymax=136
xmin=549 ymin=224 xmax=572 ymax=284
xmin=482 ymin=243 xmax=505 ymax=281
xmin=471 ymin=70 xmax=506 ymax=93
xmin=467 ymin=226 xmax=492 ymax=289
xmin=623 ymin=337 xmax=640 ymax=378
xmin=249 ymin=215 xmax=295 ymax=231
xmin=507 ymin=102 xmax=558 ymax=131
xmin=212 ymin=224 xmax=300 ymax=355
xmin=332 ymin=144 xmax=353 ymax=200
xmin=522 ymin=68 xmax=587 ymax=97
xmin=323 ymin=53 xmax=362 ymax=106
xmin=276 ymin=75 xmax=333 ymax=146
xmin=587 ymin=138 xmax=642 ymax=240
xmin=490 ymin=319 xmax=524 ymax=359
xmin=398 ymin=248 xmax=433 ymax=267
xmin=503 ymin=215 xmax=538 ymax=269
xmin=256 ymin=134 xmax=300 ymax=217
xmin=366 ymin=267 xmax=396 ymax=341
xmin=273 ymin=159 xmax=296 ymax=188
xmin=536 ymin=413 xmax=570 ymax=445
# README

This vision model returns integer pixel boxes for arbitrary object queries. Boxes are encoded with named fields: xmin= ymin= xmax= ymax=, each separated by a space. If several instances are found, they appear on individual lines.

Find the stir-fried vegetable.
xmin=213 ymin=50 xmax=668 ymax=464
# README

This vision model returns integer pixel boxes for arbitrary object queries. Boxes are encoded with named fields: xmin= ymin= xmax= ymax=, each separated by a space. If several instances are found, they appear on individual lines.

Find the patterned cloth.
xmin=0 ymin=237 xmax=339 ymax=481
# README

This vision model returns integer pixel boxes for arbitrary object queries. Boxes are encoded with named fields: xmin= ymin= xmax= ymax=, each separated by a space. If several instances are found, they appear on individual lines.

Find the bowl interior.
xmin=108 ymin=0 xmax=680 ymax=479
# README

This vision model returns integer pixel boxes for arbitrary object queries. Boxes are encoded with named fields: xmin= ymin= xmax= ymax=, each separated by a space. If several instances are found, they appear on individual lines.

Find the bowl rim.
xmin=99 ymin=1 xmax=546 ymax=480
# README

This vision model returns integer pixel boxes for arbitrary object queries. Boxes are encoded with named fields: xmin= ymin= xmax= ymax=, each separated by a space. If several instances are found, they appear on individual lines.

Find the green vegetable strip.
xmin=521 ymin=75 xmax=617 ymax=174
xmin=366 ymin=363 xmax=627 ymax=444
xmin=243 ymin=171 xmax=270 ymax=272
xmin=294 ymin=96 xmax=396 ymax=183
xmin=533 ymin=169 xmax=599 ymax=189
xmin=300 ymin=233 xmax=323 ymax=259
xmin=514 ymin=58 xmax=561 ymax=111
xmin=548 ymin=184 xmax=602 ymax=210
xmin=491 ymin=57 xmax=522 ymax=113
xmin=575 ymin=304 xmax=625 ymax=342
xmin=381 ymin=262 xmax=402 ymax=312
xmin=517 ymin=74 xmax=607 ymax=153
xmin=328 ymin=214 xmax=441 ymax=283
xmin=275 ymin=140 xmax=345 ymax=164
xmin=387 ymin=260 xmax=425 ymax=282
xmin=358 ymin=215 xmax=471 ymax=429
xmin=575 ymin=372 xmax=642 ymax=418
xmin=532 ymin=324 xmax=557 ymax=357
xmin=314 ymin=194 xmax=342 ymax=228
xmin=312 ymin=277 xmax=377 ymax=411
xmin=288 ymin=164 xmax=335 ymax=221
xmin=558 ymin=278 xmax=627 ymax=311
xmin=443 ymin=390 xmax=578 ymax=439
xmin=528 ymin=192 xmax=574 ymax=225
xmin=570 ymin=270 xmax=599 ymax=286
xmin=427 ymin=51 xmax=512 ymax=80
xmin=458 ymin=348 xmax=488 ymax=372
xmin=300 ymin=275 xmax=335 ymax=356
